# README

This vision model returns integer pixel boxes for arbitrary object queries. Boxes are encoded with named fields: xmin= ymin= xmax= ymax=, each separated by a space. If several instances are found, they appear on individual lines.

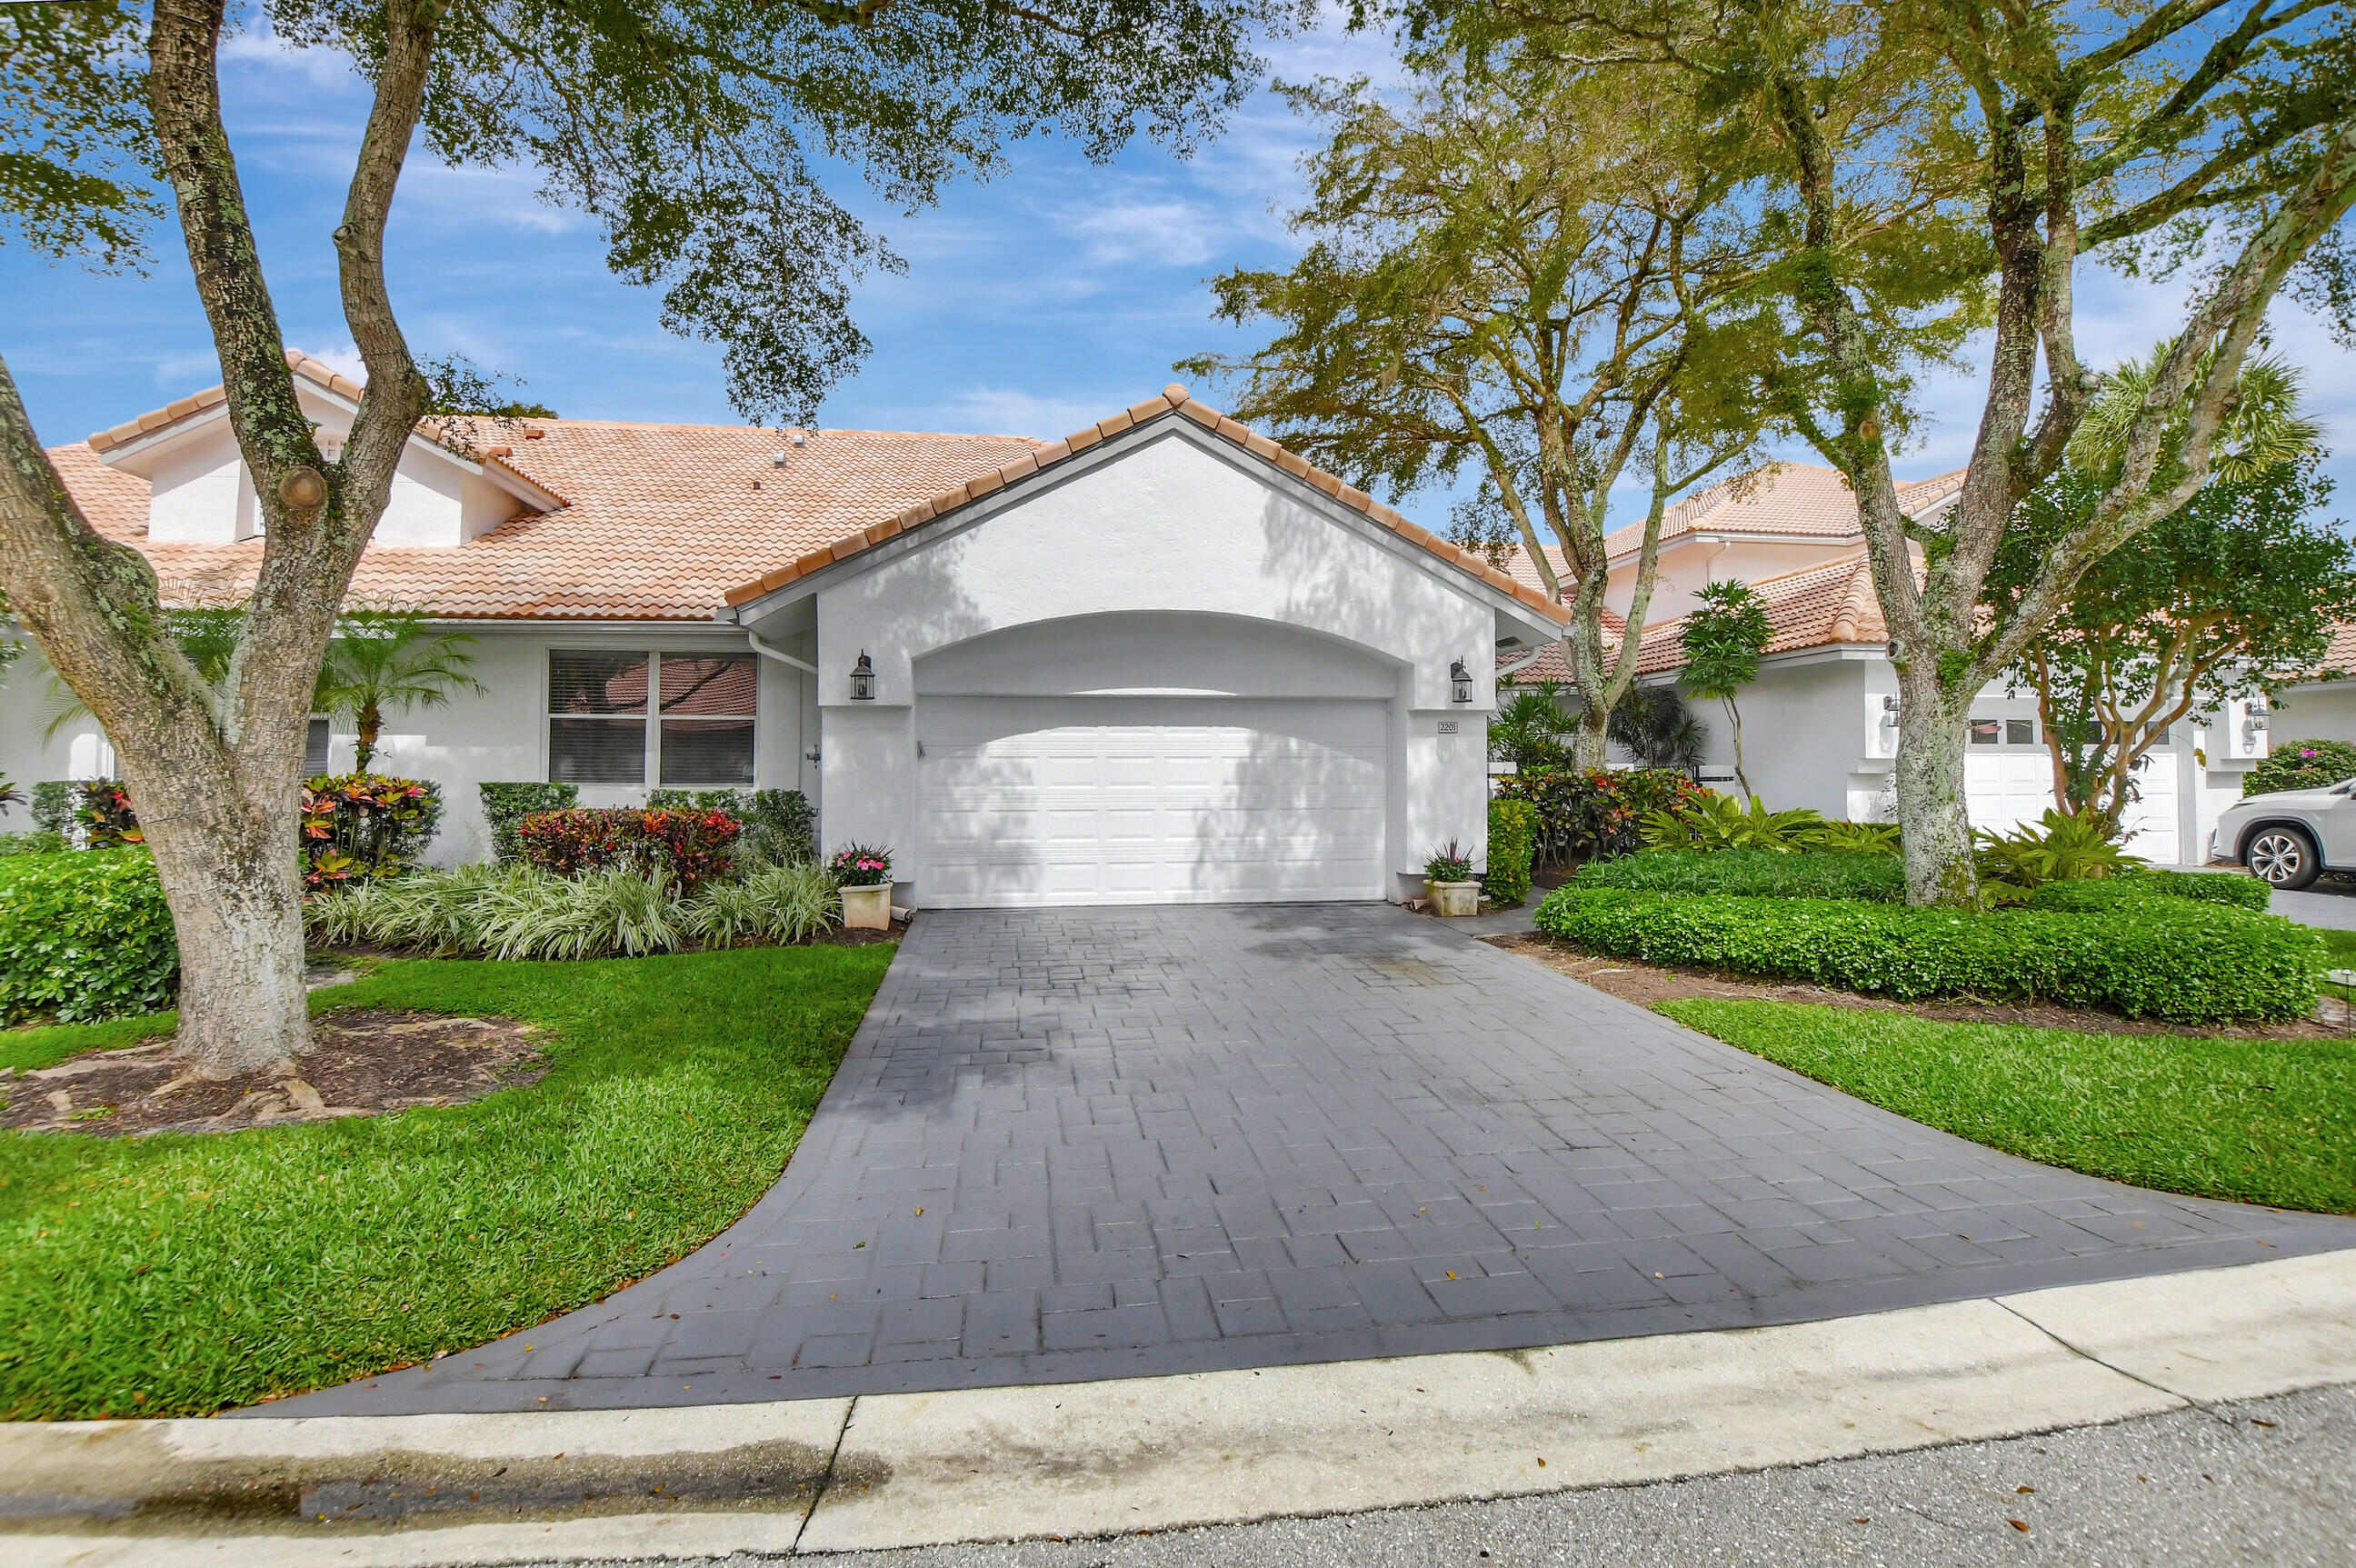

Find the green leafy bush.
xmin=1492 ymin=766 xmax=1706 ymax=865
xmin=299 ymin=774 xmax=442 ymax=889
xmin=1576 ymin=848 xmax=1907 ymax=902
xmin=29 ymin=781 xmax=74 ymax=837
xmin=478 ymin=782 xmax=579 ymax=862
xmin=1640 ymin=793 xmax=1826 ymax=853
xmin=1974 ymin=808 xmax=2146 ymax=887
xmin=1532 ymin=886 xmax=2321 ymax=1023
xmin=2028 ymin=870 xmax=2271 ymax=914
xmin=2245 ymin=738 xmax=2356 ymax=796
xmin=1483 ymin=798 xmax=1537 ymax=904
xmin=475 ymin=865 xmax=694 ymax=960
xmin=0 ymin=850 xmax=178 ymax=1023
xmin=1810 ymin=819 xmax=1902 ymax=854
xmin=0 ymin=831 xmax=67 ymax=856
xmin=694 ymin=861 xmax=840 ymax=945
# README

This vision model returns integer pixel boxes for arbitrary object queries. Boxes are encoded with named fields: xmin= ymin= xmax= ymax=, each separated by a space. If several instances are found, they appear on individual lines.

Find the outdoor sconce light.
xmin=1450 ymin=659 xmax=1473 ymax=704
xmin=2243 ymin=694 xmax=2271 ymax=749
xmin=849 ymin=651 xmax=875 ymax=702
xmin=1880 ymin=694 xmax=1901 ymax=730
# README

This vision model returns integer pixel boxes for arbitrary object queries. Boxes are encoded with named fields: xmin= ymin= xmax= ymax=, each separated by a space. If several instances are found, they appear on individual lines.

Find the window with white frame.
xmin=547 ymin=651 xmax=756 ymax=786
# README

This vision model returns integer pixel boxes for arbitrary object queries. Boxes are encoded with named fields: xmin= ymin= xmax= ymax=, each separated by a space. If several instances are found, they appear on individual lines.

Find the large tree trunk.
xmin=0 ymin=0 xmax=437 ymax=1077
xmin=1892 ymin=664 xmax=1976 ymax=904
xmin=138 ymin=771 xmax=309 ymax=1076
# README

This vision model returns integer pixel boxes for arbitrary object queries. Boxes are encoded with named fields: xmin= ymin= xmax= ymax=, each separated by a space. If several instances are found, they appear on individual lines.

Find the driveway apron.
xmin=268 ymin=904 xmax=2356 ymax=1415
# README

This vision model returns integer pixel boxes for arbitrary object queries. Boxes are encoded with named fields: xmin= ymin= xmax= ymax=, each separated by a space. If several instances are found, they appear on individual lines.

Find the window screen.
xmin=659 ymin=654 xmax=757 ymax=785
xmin=1969 ymin=719 xmax=2002 ymax=745
xmin=550 ymin=652 xmax=648 ymax=784
xmin=304 ymin=718 xmax=331 ymax=775
xmin=2006 ymin=718 xmax=2035 ymax=745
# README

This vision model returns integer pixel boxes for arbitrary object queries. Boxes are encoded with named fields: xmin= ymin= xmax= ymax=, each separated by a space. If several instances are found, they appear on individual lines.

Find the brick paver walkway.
xmin=269 ymin=904 xmax=2356 ymax=1415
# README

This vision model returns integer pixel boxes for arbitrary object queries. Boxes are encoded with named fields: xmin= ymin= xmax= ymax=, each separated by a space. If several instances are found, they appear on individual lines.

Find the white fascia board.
xmin=724 ymin=413 xmax=1568 ymax=644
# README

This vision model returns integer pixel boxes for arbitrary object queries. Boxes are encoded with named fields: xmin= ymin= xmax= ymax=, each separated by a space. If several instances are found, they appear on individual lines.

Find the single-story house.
xmin=1502 ymin=462 xmax=2305 ymax=865
xmin=0 ymin=354 xmax=1568 ymax=905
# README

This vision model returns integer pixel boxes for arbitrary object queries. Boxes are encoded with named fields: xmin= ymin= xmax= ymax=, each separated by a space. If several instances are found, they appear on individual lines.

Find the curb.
xmin=7 ymin=1248 xmax=2353 ymax=1565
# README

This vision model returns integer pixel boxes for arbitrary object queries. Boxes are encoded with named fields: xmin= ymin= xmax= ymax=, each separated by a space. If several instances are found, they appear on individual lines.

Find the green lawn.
xmin=2314 ymin=926 xmax=2356 ymax=966
xmin=1661 ymin=998 xmax=2356 ymax=1215
xmin=0 ymin=944 xmax=893 ymax=1421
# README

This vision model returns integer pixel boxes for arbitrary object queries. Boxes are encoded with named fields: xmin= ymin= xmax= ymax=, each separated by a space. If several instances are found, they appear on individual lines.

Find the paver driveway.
xmin=273 ymin=904 xmax=2356 ymax=1415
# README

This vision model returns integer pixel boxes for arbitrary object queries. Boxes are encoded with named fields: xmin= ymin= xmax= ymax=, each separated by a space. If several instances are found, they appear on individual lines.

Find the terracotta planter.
xmin=1425 ymin=879 xmax=1481 ymax=917
xmin=841 ymin=884 xmax=893 ymax=930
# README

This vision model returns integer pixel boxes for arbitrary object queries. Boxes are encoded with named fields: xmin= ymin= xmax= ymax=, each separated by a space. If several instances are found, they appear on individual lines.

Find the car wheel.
xmin=2244 ymin=825 xmax=2321 ymax=891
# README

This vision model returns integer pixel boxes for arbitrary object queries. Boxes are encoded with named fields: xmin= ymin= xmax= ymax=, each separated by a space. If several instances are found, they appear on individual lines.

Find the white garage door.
xmin=916 ymin=696 xmax=1389 ymax=906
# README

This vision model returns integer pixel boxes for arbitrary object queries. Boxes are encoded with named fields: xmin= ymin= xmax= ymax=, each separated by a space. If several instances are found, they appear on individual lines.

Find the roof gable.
xmin=1601 ymin=462 xmax=1966 ymax=561
xmin=722 ymin=385 xmax=1569 ymax=626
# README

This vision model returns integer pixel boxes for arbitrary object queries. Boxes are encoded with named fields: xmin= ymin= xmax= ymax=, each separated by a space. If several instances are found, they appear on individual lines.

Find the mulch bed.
xmin=1485 ymin=931 xmax=2352 ymax=1043
xmin=0 ymin=1010 xmax=545 ymax=1137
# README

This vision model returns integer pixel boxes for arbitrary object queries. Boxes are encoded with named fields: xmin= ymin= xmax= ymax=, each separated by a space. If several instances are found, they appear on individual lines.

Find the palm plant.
xmin=1608 ymin=684 xmax=1708 ymax=773
xmin=1490 ymin=682 xmax=1578 ymax=771
xmin=315 ymin=607 xmax=488 ymax=771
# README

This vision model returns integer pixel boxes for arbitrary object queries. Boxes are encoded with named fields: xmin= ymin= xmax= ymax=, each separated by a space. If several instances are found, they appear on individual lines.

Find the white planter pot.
xmin=841 ymin=884 xmax=893 ymax=930
xmin=1426 ymin=879 xmax=1481 ymax=917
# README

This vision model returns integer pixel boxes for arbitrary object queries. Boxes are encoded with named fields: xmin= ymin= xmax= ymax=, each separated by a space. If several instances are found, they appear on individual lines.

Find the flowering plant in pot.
xmin=828 ymin=843 xmax=895 ymax=928
xmin=1423 ymin=840 xmax=1481 ymax=917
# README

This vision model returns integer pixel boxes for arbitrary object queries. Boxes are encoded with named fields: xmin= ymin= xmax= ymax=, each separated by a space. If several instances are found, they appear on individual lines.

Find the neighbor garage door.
xmin=915 ymin=696 xmax=1388 ymax=906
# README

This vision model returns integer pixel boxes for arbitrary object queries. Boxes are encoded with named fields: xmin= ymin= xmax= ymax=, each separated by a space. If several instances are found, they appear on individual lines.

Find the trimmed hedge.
xmin=1575 ymin=847 xmax=1906 ymax=902
xmin=1483 ymin=798 xmax=1537 ymax=905
xmin=648 ymin=787 xmax=815 ymax=865
xmin=0 ymin=850 xmax=177 ymax=1023
xmin=517 ymin=806 xmax=741 ymax=891
xmin=1532 ymin=886 xmax=2321 ymax=1023
xmin=2029 ymin=871 xmax=2271 ymax=914
xmin=480 ymin=782 xmax=579 ymax=863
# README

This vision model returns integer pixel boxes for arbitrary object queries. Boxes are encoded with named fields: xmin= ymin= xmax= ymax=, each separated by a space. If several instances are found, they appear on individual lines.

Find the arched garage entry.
xmin=912 ymin=612 xmax=1403 ymax=907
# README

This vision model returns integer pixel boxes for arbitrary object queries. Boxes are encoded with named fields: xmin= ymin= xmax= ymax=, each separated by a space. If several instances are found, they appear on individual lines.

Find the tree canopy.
xmin=1403 ymin=0 xmax=2356 ymax=902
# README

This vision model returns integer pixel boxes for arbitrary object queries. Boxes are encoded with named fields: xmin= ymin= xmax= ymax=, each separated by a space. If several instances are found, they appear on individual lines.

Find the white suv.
xmin=2213 ymin=777 xmax=2356 ymax=889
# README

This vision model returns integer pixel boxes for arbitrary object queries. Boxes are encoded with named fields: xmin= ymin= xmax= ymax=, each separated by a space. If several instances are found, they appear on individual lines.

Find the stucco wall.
xmin=0 ymin=624 xmax=813 ymax=865
xmin=809 ymin=426 xmax=1504 ymax=899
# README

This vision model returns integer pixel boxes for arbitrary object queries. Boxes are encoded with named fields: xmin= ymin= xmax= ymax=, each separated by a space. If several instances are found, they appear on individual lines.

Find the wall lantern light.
xmin=849 ymin=651 xmax=876 ymax=702
xmin=1450 ymin=659 xmax=1473 ymax=704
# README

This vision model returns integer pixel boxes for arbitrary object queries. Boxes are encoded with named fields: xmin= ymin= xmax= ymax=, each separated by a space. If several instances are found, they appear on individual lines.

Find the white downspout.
xmin=744 ymin=626 xmax=817 ymax=675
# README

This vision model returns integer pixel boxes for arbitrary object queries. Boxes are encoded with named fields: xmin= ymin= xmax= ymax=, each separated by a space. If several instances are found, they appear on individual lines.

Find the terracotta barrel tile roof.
xmin=722 ymin=385 xmax=1572 ymax=626
xmin=1600 ymin=462 xmax=1965 ymax=559
xmin=53 ymin=375 xmax=1572 ymax=626
xmin=50 ymin=418 xmax=1040 ymax=622
xmin=1501 ymin=552 xmax=1891 ymax=682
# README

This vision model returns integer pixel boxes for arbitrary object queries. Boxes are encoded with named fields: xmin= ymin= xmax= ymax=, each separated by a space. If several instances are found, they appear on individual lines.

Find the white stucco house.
xmin=0 ymin=357 xmax=1569 ymax=906
xmin=1503 ymin=461 xmax=2312 ymax=864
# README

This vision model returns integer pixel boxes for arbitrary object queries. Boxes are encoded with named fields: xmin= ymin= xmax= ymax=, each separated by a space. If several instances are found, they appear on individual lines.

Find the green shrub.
xmin=0 ymin=850 xmax=178 ymax=1022
xmin=1576 ymin=847 xmax=1907 ymax=902
xmin=519 ymin=805 xmax=741 ymax=891
xmin=474 ymin=865 xmax=694 ymax=961
xmin=73 ymin=781 xmax=140 ymax=847
xmin=1974 ymin=808 xmax=2145 ymax=887
xmin=1532 ymin=886 xmax=2321 ymax=1023
xmin=2245 ymin=738 xmax=2356 ymax=796
xmin=2029 ymin=870 xmax=2271 ymax=914
xmin=478 ymin=782 xmax=579 ymax=862
xmin=28 ymin=780 xmax=74 ymax=837
xmin=1492 ymin=766 xmax=1706 ymax=865
xmin=0 ymin=831 xmax=67 ymax=856
xmin=1483 ymin=798 xmax=1537 ymax=904
xmin=694 ymin=861 xmax=840 ymax=945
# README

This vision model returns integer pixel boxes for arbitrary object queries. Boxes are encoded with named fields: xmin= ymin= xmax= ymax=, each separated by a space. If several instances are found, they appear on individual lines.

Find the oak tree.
xmin=1423 ymin=0 xmax=2356 ymax=903
xmin=0 ymin=0 xmax=1297 ymax=1075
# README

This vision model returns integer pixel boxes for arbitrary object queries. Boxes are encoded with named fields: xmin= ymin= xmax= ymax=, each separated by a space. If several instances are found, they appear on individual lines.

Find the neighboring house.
xmin=0 ymin=356 xmax=1566 ymax=906
xmin=1499 ymin=462 xmax=2295 ymax=864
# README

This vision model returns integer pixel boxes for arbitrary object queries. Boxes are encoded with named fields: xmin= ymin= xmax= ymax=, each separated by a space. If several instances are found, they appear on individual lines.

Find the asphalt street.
xmin=553 ymin=1381 xmax=2354 ymax=1567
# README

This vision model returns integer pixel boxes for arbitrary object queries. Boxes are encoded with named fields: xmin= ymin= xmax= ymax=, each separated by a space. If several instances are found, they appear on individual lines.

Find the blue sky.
xmin=5 ymin=17 xmax=2351 ymax=528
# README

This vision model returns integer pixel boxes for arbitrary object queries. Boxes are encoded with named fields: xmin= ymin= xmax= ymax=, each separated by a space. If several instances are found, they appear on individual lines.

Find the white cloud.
xmin=150 ymin=351 xmax=223 ymax=390
xmin=217 ymin=25 xmax=355 ymax=91
xmin=295 ymin=343 xmax=365 ymax=380
xmin=933 ymin=385 xmax=1126 ymax=438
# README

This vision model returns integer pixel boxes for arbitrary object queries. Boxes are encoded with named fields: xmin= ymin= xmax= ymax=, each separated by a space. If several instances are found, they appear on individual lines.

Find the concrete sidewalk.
xmin=8 ymin=1246 xmax=2352 ymax=1566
